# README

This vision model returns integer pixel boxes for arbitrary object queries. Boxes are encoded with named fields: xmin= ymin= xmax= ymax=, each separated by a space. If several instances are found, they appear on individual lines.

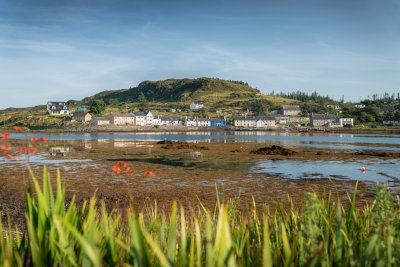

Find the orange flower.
xmin=6 ymin=155 xmax=19 ymax=161
xmin=116 ymin=161 xmax=128 ymax=167
xmin=13 ymin=126 xmax=23 ymax=132
xmin=112 ymin=165 xmax=122 ymax=174
xmin=125 ymin=167 xmax=133 ymax=174
xmin=39 ymin=136 xmax=47 ymax=142
xmin=143 ymin=171 xmax=155 ymax=176
xmin=18 ymin=147 xmax=27 ymax=152
xmin=1 ymin=131 xmax=10 ymax=139
xmin=31 ymin=136 xmax=38 ymax=142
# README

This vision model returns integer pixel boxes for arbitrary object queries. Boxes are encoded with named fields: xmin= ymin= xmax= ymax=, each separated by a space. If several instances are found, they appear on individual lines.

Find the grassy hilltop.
xmin=87 ymin=77 xmax=296 ymax=113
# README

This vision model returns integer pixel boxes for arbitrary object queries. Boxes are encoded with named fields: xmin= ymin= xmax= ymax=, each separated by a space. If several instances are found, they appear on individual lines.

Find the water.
xmin=251 ymin=159 xmax=400 ymax=183
xmin=10 ymin=132 xmax=400 ymax=151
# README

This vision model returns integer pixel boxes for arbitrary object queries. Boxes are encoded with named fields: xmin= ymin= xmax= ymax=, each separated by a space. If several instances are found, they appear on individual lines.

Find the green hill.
xmin=86 ymin=78 xmax=261 ymax=102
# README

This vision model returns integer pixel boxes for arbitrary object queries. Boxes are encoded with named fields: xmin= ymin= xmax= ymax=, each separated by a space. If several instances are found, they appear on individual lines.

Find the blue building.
xmin=210 ymin=118 xmax=226 ymax=127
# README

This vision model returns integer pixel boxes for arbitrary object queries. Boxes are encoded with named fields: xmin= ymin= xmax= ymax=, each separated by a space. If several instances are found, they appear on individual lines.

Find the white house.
xmin=197 ymin=118 xmax=211 ymax=127
xmin=47 ymin=101 xmax=70 ymax=115
xmin=275 ymin=116 xmax=289 ymax=124
xmin=339 ymin=118 xmax=354 ymax=127
xmin=190 ymin=102 xmax=204 ymax=110
xmin=185 ymin=117 xmax=198 ymax=127
xmin=153 ymin=115 xmax=162 ymax=126
xmin=255 ymin=117 xmax=276 ymax=128
xmin=131 ymin=111 xmax=154 ymax=126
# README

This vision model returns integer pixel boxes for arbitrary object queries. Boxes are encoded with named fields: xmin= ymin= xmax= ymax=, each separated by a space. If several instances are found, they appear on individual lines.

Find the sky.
xmin=0 ymin=0 xmax=399 ymax=109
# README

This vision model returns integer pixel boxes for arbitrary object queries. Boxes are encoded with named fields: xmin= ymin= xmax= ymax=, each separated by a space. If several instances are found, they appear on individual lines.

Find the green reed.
xmin=0 ymin=167 xmax=399 ymax=266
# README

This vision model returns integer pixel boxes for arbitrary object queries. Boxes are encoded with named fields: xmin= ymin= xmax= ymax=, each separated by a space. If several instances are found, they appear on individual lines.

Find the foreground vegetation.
xmin=1 ymin=169 xmax=400 ymax=266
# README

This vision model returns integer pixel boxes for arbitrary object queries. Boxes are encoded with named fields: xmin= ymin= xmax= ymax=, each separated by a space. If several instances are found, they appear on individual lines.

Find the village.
xmin=46 ymin=101 xmax=362 ymax=129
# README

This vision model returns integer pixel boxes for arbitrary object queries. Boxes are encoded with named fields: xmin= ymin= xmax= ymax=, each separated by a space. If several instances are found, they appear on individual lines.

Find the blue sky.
xmin=0 ymin=0 xmax=399 ymax=109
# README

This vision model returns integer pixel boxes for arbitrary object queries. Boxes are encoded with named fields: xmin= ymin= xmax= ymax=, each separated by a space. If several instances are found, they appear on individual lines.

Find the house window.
xmin=52 ymin=106 xmax=56 ymax=110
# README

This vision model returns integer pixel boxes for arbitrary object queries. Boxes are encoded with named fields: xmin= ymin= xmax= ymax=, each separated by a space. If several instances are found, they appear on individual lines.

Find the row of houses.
xmin=73 ymin=111 xmax=357 ymax=128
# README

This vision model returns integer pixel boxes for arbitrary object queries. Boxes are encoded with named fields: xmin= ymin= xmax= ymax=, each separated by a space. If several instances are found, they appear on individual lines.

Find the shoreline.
xmin=24 ymin=125 xmax=400 ymax=134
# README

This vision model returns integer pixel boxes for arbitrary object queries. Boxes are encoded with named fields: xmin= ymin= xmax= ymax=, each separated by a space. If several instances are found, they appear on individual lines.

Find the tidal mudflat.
xmin=2 ymin=134 xmax=399 ymax=226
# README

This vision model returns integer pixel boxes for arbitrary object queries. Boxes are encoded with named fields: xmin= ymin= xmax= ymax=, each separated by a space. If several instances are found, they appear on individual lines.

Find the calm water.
xmin=251 ymin=159 xmax=399 ymax=183
xmin=10 ymin=132 xmax=400 ymax=151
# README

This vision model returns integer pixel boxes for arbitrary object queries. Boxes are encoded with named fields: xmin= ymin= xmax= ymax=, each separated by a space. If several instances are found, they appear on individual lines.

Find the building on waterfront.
xmin=131 ymin=111 xmax=154 ymax=126
xmin=233 ymin=116 xmax=276 ymax=128
xmin=109 ymin=114 xmax=135 ymax=125
xmin=92 ymin=117 xmax=110 ymax=126
xmin=310 ymin=114 xmax=338 ymax=127
xmin=275 ymin=116 xmax=289 ymax=124
xmin=190 ymin=101 xmax=204 ymax=110
xmin=72 ymin=112 xmax=92 ymax=123
xmin=160 ymin=116 xmax=182 ymax=126
xmin=197 ymin=118 xmax=211 ymax=127
xmin=339 ymin=118 xmax=354 ymax=127
xmin=47 ymin=101 xmax=70 ymax=115
xmin=210 ymin=118 xmax=226 ymax=127
xmin=288 ymin=116 xmax=310 ymax=124
xmin=282 ymin=105 xmax=301 ymax=116
xmin=310 ymin=113 xmax=354 ymax=127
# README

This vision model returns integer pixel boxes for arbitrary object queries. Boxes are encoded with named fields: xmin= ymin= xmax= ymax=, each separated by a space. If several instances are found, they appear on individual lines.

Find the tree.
xmin=89 ymin=99 xmax=106 ymax=115
xmin=138 ymin=92 xmax=149 ymax=111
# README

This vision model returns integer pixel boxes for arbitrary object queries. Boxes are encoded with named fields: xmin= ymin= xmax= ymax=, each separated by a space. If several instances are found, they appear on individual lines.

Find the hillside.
xmin=87 ymin=78 xmax=260 ymax=102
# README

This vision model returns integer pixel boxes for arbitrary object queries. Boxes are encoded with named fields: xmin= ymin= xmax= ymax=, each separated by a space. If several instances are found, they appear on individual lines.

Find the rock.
xmin=250 ymin=145 xmax=296 ymax=156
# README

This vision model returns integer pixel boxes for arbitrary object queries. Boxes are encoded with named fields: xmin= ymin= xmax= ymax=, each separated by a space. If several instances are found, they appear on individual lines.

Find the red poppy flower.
xmin=143 ymin=171 xmax=155 ymax=176
xmin=18 ymin=147 xmax=27 ymax=152
xmin=13 ymin=126 xmax=23 ymax=132
xmin=31 ymin=136 xmax=38 ymax=142
xmin=39 ymin=136 xmax=47 ymax=142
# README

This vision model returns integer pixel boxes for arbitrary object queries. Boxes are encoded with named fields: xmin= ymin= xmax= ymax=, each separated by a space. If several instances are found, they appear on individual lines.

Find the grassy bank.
xmin=1 ymin=169 xmax=399 ymax=266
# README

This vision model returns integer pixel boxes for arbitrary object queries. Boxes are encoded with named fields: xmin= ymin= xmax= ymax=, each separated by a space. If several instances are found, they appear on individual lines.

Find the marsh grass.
xmin=0 ymin=167 xmax=399 ymax=266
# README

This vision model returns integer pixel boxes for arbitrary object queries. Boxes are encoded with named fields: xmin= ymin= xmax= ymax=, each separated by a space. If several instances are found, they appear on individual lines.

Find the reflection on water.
xmin=252 ymin=159 xmax=400 ymax=184
xmin=10 ymin=132 xmax=400 ymax=151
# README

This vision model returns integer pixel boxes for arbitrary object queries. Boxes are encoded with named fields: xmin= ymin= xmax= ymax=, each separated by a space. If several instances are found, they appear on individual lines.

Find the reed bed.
xmin=0 ymin=168 xmax=399 ymax=266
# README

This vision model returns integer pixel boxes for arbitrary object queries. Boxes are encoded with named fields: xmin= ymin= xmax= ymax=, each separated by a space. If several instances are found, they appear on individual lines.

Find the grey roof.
xmin=311 ymin=114 xmax=337 ymax=120
xmin=93 ymin=117 xmax=109 ymax=121
xmin=131 ymin=111 xmax=146 ymax=116
xmin=73 ymin=112 xmax=90 ymax=117
xmin=47 ymin=101 xmax=67 ymax=105
xmin=282 ymin=105 xmax=301 ymax=111
xmin=161 ymin=116 xmax=181 ymax=121
xmin=234 ymin=116 xmax=275 ymax=121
